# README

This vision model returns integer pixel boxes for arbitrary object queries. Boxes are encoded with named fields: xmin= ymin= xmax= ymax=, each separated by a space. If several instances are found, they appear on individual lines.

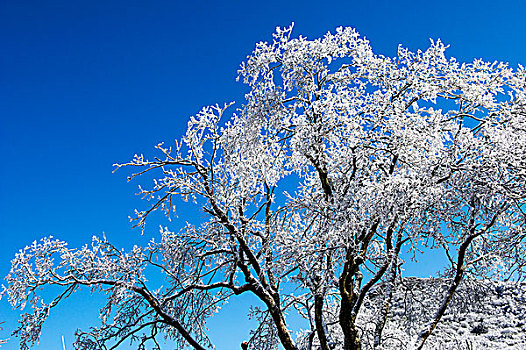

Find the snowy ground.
xmin=358 ymin=277 xmax=526 ymax=349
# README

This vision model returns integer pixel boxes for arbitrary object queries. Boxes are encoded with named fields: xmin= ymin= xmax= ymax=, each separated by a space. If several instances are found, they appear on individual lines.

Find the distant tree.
xmin=0 ymin=321 xmax=6 ymax=346
xmin=2 ymin=24 xmax=526 ymax=350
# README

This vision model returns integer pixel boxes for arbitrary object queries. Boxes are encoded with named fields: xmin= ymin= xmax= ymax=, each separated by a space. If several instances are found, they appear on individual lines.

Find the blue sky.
xmin=1 ymin=0 xmax=526 ymax=348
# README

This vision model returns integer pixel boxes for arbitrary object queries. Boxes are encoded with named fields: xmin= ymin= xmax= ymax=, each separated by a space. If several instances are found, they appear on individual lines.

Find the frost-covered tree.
xmin=3 ymin=24 xmax=526 ymax=350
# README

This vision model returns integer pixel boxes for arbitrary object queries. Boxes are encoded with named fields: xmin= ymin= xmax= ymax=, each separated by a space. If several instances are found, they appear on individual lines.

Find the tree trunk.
xmin=339 ymin=252 xmax=362 ymax=350
xmin=268 ymin=303 xmax=298 ymax=350
xmin=314 ymin=293 xmax=330 ymax=350
xmin=339 ymin=297 xmax=362 ymax=350
xmin=373 ymin=261 xmax=397 ymax=348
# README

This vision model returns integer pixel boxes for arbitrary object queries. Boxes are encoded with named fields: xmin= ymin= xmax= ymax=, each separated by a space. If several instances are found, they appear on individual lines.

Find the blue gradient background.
xmin=1 ymin=0 xmax=525 ymax=348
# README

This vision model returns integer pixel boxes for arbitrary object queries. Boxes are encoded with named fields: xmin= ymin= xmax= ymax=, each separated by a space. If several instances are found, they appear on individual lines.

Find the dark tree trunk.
xmin=314 ymin=293 xmax=330 ymax=350
xmin=339 ymin=296 xmax=361 ymax=350
xmin=266 ymin=301 xmax=297 ymax=350
xmin=339 ymin=250 xmax=363 ymax=350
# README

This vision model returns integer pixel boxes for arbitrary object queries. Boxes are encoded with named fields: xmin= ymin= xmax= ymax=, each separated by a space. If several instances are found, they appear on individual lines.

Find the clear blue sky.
xmin=1 ymin=0 xmax=526 ymax=348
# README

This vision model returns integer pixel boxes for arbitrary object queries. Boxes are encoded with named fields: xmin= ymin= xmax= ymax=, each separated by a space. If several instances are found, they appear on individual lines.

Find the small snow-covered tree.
xmin=3 ymin=25 xmax=526 ymax=350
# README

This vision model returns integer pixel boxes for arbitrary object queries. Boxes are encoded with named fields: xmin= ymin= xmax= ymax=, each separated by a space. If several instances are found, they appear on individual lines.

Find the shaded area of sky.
xmin=1 ymin=0 xmax=525 ymax=348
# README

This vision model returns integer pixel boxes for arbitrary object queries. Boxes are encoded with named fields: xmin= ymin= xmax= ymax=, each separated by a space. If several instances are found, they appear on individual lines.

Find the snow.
xmin=358 ymin=278 xmax=526 ymax=349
